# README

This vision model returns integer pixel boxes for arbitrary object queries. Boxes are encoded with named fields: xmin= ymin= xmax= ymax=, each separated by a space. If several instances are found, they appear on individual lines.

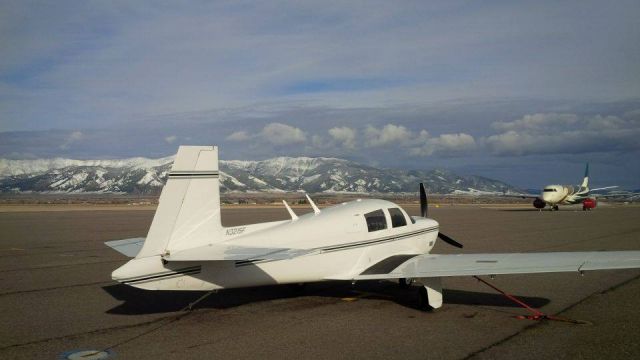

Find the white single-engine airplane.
xmin=514 ymin=163 xmax=617 ymax=211
xmin=106 ymin=146 xmax=640 ymax=310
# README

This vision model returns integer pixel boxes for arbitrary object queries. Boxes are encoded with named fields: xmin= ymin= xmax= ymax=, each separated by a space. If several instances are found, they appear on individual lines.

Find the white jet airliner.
xmin=106 ymin=146 xmax=640 ymax=310
xmin=515 ymin=163 xmax=617 ymax=211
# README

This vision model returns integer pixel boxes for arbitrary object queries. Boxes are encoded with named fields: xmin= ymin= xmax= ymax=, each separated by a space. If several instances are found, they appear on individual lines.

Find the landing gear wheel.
xmin=552 ymin=205 xmax=559 ymax=211
xmin=399 ymin=278 xmax=413 ymax=289
xmin=417 ymin=286 xmax=434 ymax=312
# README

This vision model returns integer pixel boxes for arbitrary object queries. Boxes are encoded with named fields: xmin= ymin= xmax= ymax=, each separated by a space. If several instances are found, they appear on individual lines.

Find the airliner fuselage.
xmin=541 ymin=184 xmax=589 ymax=206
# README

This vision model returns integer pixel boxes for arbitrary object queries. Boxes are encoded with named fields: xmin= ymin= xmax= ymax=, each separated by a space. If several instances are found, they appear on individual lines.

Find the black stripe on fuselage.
xmin=320 ymin=227 xmax=438 ymax=252
xmin=234 ymin=226 xmax=438 ymax=267
xmin=168 ymin=171 xmax=219 ymax=179
xmin=360 ymin=254 xmax=419 ymax=275
xmin=121 ymin=266 xmax=202 ymax=284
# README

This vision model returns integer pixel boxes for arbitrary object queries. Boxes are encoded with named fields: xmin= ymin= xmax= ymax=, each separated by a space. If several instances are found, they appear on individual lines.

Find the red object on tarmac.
xmin=582 ymin=198 xmax=597 ymax=211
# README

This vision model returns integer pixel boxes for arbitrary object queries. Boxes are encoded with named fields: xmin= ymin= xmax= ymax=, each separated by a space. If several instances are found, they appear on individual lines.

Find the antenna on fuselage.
xmin=305 ymin=193 xmax=321 ymax=215
xmin=282 ymin=200 xmax=299 ymax=221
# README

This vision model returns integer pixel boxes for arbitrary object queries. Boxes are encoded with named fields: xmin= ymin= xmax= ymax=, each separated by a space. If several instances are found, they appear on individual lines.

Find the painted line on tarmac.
xmin=0 ymin=260 xmax=124 ymax=273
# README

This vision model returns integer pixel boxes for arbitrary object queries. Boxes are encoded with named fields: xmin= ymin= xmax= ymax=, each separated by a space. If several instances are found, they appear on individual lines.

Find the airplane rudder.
xmin=136 ymin=145 xmax=220 ymax=258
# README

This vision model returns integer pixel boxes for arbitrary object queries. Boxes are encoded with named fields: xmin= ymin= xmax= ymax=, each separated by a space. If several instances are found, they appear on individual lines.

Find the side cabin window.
xmin=388 ymin=208 xmax=407 ymax=228
xmin=364 ymin=209 xmax=387 ymax=232
xmin=543 ymin=188 xmax=557 ymax=192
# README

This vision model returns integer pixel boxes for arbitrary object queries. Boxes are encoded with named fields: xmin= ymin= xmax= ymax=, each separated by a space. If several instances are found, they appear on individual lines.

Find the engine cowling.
xmin=533 ymin=198 xmax=546 ymax=209
xmin=583 ymin=198 xmax=597 ymax=210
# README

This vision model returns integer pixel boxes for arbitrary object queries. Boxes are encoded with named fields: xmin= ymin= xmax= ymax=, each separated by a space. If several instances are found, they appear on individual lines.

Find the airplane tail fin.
xmin=580 ymin=162 xmax=589 ymax=189
xmin=135 ymin=146 xmax=222 ymax=259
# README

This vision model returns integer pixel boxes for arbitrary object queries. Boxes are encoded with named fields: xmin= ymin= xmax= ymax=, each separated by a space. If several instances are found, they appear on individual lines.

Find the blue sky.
xmin=1 ymin=1 xmax=639 ymax=188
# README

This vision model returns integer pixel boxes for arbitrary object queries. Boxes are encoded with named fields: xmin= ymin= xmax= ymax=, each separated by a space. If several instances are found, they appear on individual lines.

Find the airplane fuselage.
xmin=112 ymin=199 xmax=439 ymax=291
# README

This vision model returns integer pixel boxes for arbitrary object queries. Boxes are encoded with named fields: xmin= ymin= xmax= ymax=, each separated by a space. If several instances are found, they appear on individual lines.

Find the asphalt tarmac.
xmin=1 ymin=204 xmax=639 ymax=359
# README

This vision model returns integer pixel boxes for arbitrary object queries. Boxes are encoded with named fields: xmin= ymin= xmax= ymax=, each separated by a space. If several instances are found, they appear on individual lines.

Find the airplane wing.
xmin=163 ymin=243 xmax=315 ymax=262
xmin=590 ymin=186 xmax=618 ymax=192
xmin=500 ymin=193 xmax=539 ymax=199
xmin=105 ymin=238 xmax=146 ymax=258
xmin=332 ymin=251 xmax=640 ymax=280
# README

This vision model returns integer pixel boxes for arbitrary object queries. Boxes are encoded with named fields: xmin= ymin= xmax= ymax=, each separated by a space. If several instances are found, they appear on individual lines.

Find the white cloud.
xmin=164 ymin=135 xmax=177 ymax=144
xmin=486 ymin=113 xmax=640 ymax=155
xmin=411 ymin=132 xmax=476 ymax=156
xmin=492 ymin=113 xmax=579 ymax=132
xmin=260 ymin=123 xmax=306 ymax=145
xmin=226 ymin=131 xmax=250 ymax=142
xmin=328 ymin=126 xmax=356 ymax=149
xmin=60 ymin=131 xmax=83 ymax=149
xmin=364 ymin=124 xmax=412 ymax=147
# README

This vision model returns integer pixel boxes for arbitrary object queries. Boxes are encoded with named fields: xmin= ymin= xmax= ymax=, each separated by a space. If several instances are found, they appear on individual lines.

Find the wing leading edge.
xmin=348 ymin=251 xmax=640 ymax=280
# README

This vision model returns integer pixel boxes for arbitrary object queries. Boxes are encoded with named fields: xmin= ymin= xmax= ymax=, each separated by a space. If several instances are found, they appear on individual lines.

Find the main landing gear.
xmin=551 ymin=205 xmax=559 ymax=211
xmin=400 ymin=277 xmax=443 ymax=311
xmin=399 ymin=278 xmax=413 ymax=289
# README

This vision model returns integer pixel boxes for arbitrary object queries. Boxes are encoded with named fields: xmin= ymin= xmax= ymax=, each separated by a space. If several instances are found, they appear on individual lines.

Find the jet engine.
xmin=533 ymin=198 xmax=546 ymax=209
xmin=582 ymin=198 xmax=597 ymax=211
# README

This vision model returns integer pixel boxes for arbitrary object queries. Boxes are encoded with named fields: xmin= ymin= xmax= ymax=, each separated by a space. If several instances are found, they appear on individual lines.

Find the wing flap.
xmin=352 ymin=251 xmax=640 ymax=280
xmin=105 ymin=238 xmax=145 ymax=258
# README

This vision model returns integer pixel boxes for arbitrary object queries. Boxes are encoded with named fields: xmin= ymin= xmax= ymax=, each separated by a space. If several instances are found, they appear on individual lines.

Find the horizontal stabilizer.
xmin=105 ymin=238 xmax=146 ymax=258
xmin=164 ymin=243 xmax=315 ymax=262
xmin=347 ymin=251 xmax=640 ymax=280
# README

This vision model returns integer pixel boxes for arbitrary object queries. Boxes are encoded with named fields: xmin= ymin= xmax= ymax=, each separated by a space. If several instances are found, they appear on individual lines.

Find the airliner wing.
xmin=105 ymin=238 xmax=145 ymax=257
xmin=500 ymin=193 xmax=539 ymax=199
xmin=590 ymin=186 xmax=618 ymax=192
xmin=340 ymin=251 xmax=640 ymax=280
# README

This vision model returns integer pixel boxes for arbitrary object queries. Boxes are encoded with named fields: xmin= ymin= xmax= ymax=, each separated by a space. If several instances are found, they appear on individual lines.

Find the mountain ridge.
xmin=0 ymin=156 xmax=524 ymax=195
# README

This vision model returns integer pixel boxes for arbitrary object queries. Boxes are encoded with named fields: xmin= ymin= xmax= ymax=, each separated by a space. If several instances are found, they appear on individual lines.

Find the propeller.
xmin=418 ymin=182 xmax=464 ymax=249
xmin=420 ymin=183 xmax=428 ymax=218
xmin=437 ymin=232 xmax=464 ymax=249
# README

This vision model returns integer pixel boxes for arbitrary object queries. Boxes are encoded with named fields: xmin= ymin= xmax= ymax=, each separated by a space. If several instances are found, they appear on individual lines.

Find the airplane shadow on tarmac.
xmin=102 ymin=280 xmax=550 ymax=315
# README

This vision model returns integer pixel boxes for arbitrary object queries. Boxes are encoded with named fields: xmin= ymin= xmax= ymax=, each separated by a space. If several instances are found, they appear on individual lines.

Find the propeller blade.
xmin=438 ymin=232 xmax=464 ymax=248
xmin=420 ymin=183 xmax=428 ymax=218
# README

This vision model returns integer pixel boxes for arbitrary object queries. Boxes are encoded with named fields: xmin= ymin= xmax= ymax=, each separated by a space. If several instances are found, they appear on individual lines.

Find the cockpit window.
xmin=364 ymin=209 xmax=387 ymax=232
xmin=388 ymin=208 xmax=407 ymax=228
xmin=543 ymin=188 xmax=557 ymax=192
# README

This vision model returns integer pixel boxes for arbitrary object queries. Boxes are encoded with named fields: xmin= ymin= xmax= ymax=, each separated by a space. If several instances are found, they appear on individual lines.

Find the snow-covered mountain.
xmin=0 ymin=156 xmax=523 ymax=194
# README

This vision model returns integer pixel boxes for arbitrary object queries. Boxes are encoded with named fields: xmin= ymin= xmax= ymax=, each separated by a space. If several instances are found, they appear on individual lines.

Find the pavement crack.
xmin=0 ymin=259 xmax=123 ymax=273
xmin=0 ymin=316 xmax=171 ymax=351
xmin=0 ymin=280 xmax=114 ymax=297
